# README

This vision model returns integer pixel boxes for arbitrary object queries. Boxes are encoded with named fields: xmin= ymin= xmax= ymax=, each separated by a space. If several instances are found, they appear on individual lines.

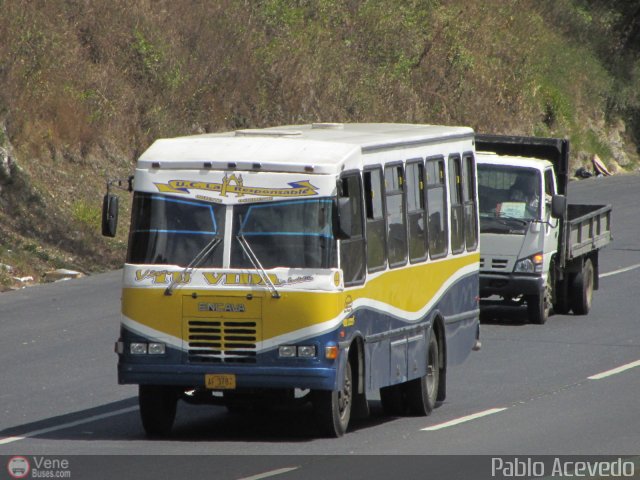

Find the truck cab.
xmin=477 ymin=153 xmax=562 ymax=323
xmin=475 ymin=134 xmax=611 ymax=325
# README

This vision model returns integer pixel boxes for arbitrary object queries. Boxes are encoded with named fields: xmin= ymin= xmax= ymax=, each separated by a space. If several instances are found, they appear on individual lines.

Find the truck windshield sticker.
xmin=498 ymin=202 xmax=527 ymax=218
xmin=154 ymin=174 xmax=318 ymax=199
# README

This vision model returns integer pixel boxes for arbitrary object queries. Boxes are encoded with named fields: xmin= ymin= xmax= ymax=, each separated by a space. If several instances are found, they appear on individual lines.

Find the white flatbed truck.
xmin=476 ymin=134 xmax=612 ymax=324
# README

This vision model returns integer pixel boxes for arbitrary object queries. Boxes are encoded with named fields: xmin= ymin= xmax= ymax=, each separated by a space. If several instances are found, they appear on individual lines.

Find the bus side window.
xmin=449 ymin=155 xmax=465 ymax=254
xmin=406 ymin=159 xmax=427 ymax=262
xmin=364 ymin=167 xmax=387 ymax=272
xmin=463 ymin=153 xmax=478 ymax=251
xmin=384 ymin=163 xmax=408 ymax=268
xmin=426 ymin=157 xmax=448 ymax=259
xmin=340 ymin=173 xmax=366 ymax=286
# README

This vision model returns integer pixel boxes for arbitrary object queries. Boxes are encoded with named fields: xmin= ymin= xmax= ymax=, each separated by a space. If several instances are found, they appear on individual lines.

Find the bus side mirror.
xmin=551 ymin=194 xmax=566 ymax=219
xmin=335 ymin=197 xmax=352 ymax=239
xmin=102 ymin=193 xmax=119 ymax=237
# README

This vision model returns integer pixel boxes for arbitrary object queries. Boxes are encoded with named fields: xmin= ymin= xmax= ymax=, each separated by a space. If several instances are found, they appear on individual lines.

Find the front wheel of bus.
xmin=139 ymin=385 xmax=178 ymax=438
xmin=406 ymin=330 xmax=440 ymax=416
xmin=313 ymin=358 xmax=352 ymax=437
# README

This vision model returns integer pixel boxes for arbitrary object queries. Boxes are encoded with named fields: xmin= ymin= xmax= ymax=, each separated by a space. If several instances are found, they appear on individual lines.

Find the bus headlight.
xmin=128 ymin=342 xmax=166 ymax=355
xmin=278 ymin=345 xmax=297 ymax=358
xmin=130 ymin=343 xmax=148 ymax=355
xmin=278 ymin=345 xmax=317 ymax=358
xmin=148 ymin=343 xmax=166 ymax=355
xmin=297 ymin=345 xmax=316 ymax=358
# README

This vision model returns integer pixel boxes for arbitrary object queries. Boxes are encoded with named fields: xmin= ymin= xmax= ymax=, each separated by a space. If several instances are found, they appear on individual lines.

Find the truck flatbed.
xmin=566 ymin=203 xmax=612 ymax=260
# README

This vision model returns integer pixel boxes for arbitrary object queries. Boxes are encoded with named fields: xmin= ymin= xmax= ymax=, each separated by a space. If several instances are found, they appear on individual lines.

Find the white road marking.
xmin=421 ymin=407 xmax=507 ymax=431
xmin=0 ymin=406 xmax=138 ymax=445
xmin=588 ymin=360 xmax=640 ymax=380
xmin=600 ymin=263 xmax=640 ymax=278
xmin=237 ymin=467 xmax=300 ymax=480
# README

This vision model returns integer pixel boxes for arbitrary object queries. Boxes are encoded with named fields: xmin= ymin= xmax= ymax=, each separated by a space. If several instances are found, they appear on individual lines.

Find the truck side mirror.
xmin=334 ymin=197 xmax=352 ymax=239
xmin=551 ymin=194 xmax=567 ymax=219
xmin=102 ymin=193 xmax=119 ymax=237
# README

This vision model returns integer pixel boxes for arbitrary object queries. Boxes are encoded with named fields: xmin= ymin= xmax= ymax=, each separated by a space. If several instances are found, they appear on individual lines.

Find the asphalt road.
xmin=1 ymin=173 xmax=639 ymax=479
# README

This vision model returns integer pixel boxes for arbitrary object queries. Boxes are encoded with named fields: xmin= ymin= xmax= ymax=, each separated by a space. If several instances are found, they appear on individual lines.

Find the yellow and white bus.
xmin=103 ymin=123 xmax=480 ymax=437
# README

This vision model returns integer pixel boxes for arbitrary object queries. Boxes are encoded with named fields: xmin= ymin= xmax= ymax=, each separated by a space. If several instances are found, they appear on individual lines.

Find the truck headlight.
xmin=514 ymin=253 xmax=543 ymax=273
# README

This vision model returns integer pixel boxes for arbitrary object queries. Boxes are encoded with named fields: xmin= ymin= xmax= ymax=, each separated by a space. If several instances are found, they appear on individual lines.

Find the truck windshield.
xmin=127 ymin=193 xmax=225 ymax=267
xmin=477 ymin=164 xmax=541 ymax=232
xmin=231 ymin=199 xmax=336 ymax=269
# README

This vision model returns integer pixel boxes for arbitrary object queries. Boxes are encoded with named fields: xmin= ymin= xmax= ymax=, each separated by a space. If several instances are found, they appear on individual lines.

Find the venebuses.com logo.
xmin=6 ymin=456 xmax=71 ymax=478
xmin=6 ymin=457 xmax=30 ymax=479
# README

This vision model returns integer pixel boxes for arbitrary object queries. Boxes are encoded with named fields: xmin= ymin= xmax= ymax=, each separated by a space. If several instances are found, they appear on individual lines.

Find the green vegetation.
xmin=0 ymin=0 xmax=638 ymax=287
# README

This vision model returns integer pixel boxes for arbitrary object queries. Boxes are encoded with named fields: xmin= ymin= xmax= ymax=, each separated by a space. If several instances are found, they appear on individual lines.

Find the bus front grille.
xmin=187 ymin=320 xmax=257 ymax=364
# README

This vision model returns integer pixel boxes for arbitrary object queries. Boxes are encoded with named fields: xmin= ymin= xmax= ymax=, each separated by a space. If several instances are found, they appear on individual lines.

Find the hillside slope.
xmin=1 ymin=0 xmax=639 ymax=289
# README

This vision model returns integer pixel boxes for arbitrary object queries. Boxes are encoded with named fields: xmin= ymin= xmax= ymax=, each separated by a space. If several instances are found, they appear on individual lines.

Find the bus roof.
xmin=137 ymin=123 xmax=474 ymax=175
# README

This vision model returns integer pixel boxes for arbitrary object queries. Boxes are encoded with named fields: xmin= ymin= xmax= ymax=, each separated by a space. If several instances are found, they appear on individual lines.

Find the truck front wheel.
xmin=572 ymin=259 xmax=594 ymax=315
xmin=527 ymin=274 xmax=552 ymax=325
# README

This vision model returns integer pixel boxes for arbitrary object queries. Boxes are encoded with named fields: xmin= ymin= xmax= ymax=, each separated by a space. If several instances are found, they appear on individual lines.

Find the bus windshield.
xmin=231 ymin=198 xmax=336 ymax=269
xmin=127 ymin=194 xmax=336 ymax=269
xmin=127 ymin=193 xmax=225 ymax=267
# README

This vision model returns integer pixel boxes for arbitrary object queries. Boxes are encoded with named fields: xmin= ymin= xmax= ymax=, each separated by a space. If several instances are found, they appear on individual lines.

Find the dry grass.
xmin=0 ymin=0 xmax=638 ymax=284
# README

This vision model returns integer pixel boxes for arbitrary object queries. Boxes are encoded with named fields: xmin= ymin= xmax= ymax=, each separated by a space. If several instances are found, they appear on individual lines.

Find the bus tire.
xmin=313 ymin=358 xmax=352 ymax=437
xmin=406 ymin=330 xmax=439 ymax=416
xmin=572 ymin=259 xmax=594 ymax=315
xmin=139 ymin=385 xmax=178 ymax=438
xmin=380 ymin=384 xmax=405 ymax=416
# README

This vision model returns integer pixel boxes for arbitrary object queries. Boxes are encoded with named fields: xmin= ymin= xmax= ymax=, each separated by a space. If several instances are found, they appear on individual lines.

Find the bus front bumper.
xmin=118 ymin=363 xmax=337 ymax=391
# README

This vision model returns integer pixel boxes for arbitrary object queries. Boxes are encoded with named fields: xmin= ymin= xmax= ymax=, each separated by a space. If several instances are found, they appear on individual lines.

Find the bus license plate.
xmin=205 ymin=374 xmax=236 ymax=390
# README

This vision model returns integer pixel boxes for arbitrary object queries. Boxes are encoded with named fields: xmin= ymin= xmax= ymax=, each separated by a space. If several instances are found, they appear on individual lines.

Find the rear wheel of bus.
xmin=313 ymin=358 xmax=353 ymax=437
xmin=139 ymin=385 xmax=178 ymax=437
xmin=406 ymin=329 xmax=440 ymax=415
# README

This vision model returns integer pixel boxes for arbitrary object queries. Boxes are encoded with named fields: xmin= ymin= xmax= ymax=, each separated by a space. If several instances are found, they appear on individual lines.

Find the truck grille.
xmin=491 ymin=259 xmax=508 ymax=269
xmin=187 ymin=320 xmax=257 ymax=364
xmin=481 ymin=257 xmax=509 ymax=270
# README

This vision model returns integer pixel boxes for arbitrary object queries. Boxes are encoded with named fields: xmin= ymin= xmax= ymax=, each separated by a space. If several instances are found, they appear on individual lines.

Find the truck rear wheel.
xmin=139 ymin=385 xmax=178 ymax=437
xmin=572 ymin=259 xmax=594 ymax=315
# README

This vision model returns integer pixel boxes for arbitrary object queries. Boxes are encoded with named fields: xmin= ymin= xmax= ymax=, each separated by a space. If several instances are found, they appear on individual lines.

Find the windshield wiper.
xmin=164 ymin=235 xmax=221 ymax=296
xmin=236 ymin=234 xmax=281 ymax=299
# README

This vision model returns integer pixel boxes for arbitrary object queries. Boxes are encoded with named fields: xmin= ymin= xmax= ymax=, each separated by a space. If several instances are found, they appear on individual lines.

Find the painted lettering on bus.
xmin=202 ymin=272 xmax=282 ymax=286
xmin=135 ymin=270 xmax=191 ymax=285
xmin=198 ymin=303 xmax=246 ymax=313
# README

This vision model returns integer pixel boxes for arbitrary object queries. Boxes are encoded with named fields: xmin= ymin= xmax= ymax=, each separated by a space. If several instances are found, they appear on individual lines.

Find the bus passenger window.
xmin=384 ymin=164 xmax=407 ymax=268
xmin=406 ymin=160 xmax=427 ymax=262
xmin=364 ymin=167 xmax=387 ymax=272
xmin=426 ymin=158 xmax=448 ymax=258
xmin=449 ymin=155 xmax=465 ymax=254
xmin=340 ymin=174 xmax=366 ymax=286
xmin=463 ymin=154 xmax=478 ymax=251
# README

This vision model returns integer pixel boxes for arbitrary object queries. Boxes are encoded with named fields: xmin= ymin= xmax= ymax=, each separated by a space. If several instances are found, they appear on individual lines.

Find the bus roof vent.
xmin=311 ymin=122 xmax=344 ymax=130
xmin=235 ymin=129 xmax=302 ymax=137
